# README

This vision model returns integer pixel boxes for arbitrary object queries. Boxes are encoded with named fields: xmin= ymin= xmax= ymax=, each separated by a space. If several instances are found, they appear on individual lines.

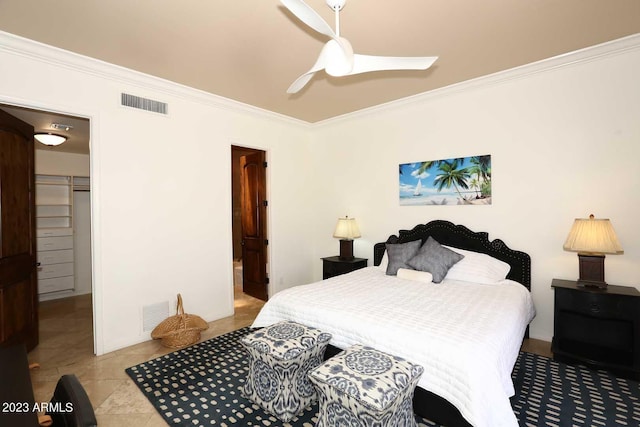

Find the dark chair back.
xmin=47 ymin=374 xmax=97 ymax=427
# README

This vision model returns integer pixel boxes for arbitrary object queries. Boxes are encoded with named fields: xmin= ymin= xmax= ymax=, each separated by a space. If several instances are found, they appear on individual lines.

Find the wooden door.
xmin=0 ymin=109 xmax=38 ymax=351
xmin=240 ymin=151 xmax=268 ymax=301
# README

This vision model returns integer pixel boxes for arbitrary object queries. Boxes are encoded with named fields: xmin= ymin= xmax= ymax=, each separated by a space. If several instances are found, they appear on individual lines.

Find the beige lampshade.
xmin=333 ymin=217 xmax=361 ymax=240
xmin=563 ymin=214 xmax=623 ymax=254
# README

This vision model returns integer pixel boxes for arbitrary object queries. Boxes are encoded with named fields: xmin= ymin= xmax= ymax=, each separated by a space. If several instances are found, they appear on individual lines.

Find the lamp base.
xmin=339 ymin=239 xmax=354 ymax=261
xmin=577 ymin=253 xmax=607 ymax=289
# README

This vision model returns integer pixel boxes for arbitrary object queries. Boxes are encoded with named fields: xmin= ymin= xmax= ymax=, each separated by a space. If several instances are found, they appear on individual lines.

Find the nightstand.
xmin=322 ymin=256 xmax=367 ymax=280
xmin=551 ymin=278 xmax=640 ymax=380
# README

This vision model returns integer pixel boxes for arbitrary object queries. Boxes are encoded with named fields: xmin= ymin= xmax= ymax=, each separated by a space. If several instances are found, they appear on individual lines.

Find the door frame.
xmin=0 ymin=95 xmax=102 ymax=355
xmin=230 ymin=144 xmax=271 ymax=302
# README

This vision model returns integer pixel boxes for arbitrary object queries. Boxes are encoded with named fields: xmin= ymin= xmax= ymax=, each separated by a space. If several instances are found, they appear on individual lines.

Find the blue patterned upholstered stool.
xmin=240 ymin=321 xmax=332 ymax=422
xmin=309 ymin=344 xmax=424 ymax=427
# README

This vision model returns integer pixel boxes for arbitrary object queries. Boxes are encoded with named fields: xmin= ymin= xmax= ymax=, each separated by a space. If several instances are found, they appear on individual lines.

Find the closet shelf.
xmin=35 ymin=174 xmax=87 ymax=296
xmin=35 ymin=182 xmax=72 ymax=186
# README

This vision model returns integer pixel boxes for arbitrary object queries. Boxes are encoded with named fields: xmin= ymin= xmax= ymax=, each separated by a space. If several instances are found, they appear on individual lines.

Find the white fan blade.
xmin=287 ymin=45 xmax=331 ymax=93
xmin=281 ymin=0 xmax=336 ymax=39
xmin=287 ymin=71 xmax=318 ymax=94
xmin=349 ymin=54 xmax=438 ymax=75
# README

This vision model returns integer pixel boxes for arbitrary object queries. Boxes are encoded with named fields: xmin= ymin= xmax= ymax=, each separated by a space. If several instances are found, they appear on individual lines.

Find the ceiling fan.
xmin=281 ymin=0 xmax=438 ymax=93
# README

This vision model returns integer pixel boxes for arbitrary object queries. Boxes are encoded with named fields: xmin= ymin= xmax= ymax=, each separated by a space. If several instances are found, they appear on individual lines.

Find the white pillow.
xmin=397 ymin=268 xmax=433 ymax=283
xmin=443 ymin=246 xmax=511 ymax=284
xmin=378 ymin=251 xmax=389 ymax=271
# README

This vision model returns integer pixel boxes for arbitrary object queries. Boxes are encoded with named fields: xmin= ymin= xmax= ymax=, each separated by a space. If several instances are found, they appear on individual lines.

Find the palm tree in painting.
xmin=468 ymin=156 xmax=490 ymax=180
xmin=468 ymin=156 xmax=491 ymax=198
xmin=482 ymin=182 xmax=491 ymax=196
xmin=469 ymin=178 xmax=481 ymax=198
xmin=417 ymin=158 xmax=465 ymax=176
xmin=417 ymin=161 xmax=436 ymax=176
xmin=433 ymin=159 xmax=471 ymax=202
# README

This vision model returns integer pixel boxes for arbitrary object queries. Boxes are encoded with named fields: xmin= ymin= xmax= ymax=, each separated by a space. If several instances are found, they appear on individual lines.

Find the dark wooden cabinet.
xmin=0 ymin=109 xmax=38 ymax=351
xmin=322 ymin=256 xmax=367 ymax=279
xmin=551 ymin=278 xmax=640 ymax=380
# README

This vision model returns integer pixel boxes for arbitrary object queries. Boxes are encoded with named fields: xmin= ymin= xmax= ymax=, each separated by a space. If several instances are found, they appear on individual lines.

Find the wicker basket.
xmin=151 ymin=294 xmax=209 ymax=348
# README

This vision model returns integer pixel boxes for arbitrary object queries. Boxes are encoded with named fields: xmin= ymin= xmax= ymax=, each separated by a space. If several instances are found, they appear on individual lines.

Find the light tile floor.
xmin=28 ymin=290 xmax=265 ymax=427
xmin=29 ymin=291 xmax=551 ymax=426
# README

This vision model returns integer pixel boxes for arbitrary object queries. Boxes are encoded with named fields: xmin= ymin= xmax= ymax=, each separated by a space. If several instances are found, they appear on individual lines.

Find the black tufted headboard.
xmin=373 ymin=220 xmax=531 ymax=291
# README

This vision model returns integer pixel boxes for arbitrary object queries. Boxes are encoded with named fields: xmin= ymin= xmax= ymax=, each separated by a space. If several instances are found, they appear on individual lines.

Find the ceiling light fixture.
xmin=34 ymin=133 xmax=67 ymax=146
xmin=51 ymin=123 xmax=74 ymax=131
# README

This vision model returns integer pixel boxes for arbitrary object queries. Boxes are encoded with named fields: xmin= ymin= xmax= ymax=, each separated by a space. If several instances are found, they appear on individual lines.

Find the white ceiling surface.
xmin=0 ymin=1 xmax=638 ymax=131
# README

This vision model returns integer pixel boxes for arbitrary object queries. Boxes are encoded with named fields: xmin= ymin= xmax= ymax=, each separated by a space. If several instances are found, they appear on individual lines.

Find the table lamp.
xmin=333 ymin=216 xmax=361 ymax=260
xmin=563 ymin=214 xmax=623 ymax=289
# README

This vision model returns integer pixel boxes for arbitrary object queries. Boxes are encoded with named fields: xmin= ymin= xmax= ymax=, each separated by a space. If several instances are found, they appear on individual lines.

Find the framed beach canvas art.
xmin=399 ymin=155 xmax=492 ymax=206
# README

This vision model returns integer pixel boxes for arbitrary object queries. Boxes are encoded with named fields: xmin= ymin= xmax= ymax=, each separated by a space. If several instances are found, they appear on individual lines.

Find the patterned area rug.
xmin=511 ymin=350 xmax=640 ymax=427
xmin=126 ymin=327 xmax=640 ymax=427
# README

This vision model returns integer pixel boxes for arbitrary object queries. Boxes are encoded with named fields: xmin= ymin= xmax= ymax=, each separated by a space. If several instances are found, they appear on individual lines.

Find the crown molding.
xmin=0 ymin=31 xmax=310 ymax=128
xmin=312 ymin=33 xmax=640 ymax=128
xmin=2 ymin=30 xmax=638 ymax=129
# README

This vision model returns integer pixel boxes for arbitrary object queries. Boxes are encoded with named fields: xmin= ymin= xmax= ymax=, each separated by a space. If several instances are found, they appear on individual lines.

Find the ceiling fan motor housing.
xmin=326 ymin=0 xmax=346 ymax=11
xmin=324 ymin=38 xmax=354 ymax=76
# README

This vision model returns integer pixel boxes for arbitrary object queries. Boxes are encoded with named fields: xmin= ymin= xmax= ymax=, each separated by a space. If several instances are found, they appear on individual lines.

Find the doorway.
xmin=0 ymin=103 xmax=94 ymax=356
xmin=231 ymin=145 xmax=268 ymax=302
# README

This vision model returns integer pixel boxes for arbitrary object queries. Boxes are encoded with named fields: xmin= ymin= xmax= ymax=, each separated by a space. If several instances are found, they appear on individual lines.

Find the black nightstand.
xmin=322 ymin=256 xmax=367 ymax=279
xmin=551 ymin=278 xmax=640 ymax=380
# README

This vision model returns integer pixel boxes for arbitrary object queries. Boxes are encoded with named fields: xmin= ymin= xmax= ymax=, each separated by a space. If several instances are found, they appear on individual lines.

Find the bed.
xmin=252 ymin=220 xmax=535 ymax=427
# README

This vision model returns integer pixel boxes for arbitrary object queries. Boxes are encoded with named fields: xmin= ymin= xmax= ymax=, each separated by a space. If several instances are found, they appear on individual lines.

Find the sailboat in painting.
xmin=413 ymin=179 xmax=422 ymax=196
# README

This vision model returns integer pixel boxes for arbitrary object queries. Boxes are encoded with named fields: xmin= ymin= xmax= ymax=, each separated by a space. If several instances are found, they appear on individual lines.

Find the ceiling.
xmin=0 ymin=0 xmax=638 ymax=127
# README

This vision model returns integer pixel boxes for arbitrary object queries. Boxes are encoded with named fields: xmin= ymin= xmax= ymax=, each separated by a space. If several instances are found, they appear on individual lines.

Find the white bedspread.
xmin=252 ymin=267 xmax=535 ymax=427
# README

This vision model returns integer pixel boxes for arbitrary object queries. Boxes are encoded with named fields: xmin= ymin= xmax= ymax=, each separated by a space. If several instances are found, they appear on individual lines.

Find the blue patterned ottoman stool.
xmin=309 ymin=344 xmax=424 ymax=427
xmin=240 ymin=321 xmax=332 ymax=422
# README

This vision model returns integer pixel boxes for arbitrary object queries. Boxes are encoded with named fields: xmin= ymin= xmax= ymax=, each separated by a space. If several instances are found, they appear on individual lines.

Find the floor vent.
xmin=121 ymin=93 xmax=168 ymax=115
xmin=143 ymin=301 xmax=170 ymax=332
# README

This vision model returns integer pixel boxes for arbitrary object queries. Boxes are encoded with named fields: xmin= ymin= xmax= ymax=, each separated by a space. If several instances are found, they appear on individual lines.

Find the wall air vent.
xmin=142 ymin=301 xmax=170 ymax=332
xmin=121 ymin=93 xmax=168 ymax=115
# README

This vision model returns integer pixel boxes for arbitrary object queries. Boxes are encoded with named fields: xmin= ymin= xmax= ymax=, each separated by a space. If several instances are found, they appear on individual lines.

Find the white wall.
xmin=35 ymin=150 xmax=90 ymax=176
xmin=4 ymin=30 xmax=638 ymax=351
xmin=309 ymin=37 xmax=640 ymax=342
xmin=0 ymin=32 xmax=315 ymax=354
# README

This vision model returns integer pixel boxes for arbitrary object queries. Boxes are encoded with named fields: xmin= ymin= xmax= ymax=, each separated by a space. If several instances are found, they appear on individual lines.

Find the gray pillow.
xmin=385 ymin=240 xmax=422 ymax=275
xmin=407 ymin=237 xmax=464 ymax=283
